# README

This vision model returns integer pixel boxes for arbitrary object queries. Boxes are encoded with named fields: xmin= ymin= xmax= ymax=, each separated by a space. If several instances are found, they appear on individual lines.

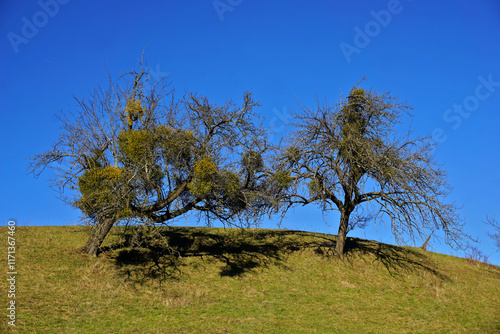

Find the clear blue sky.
xmin=1 ymin=0 xmax=499 ymax=264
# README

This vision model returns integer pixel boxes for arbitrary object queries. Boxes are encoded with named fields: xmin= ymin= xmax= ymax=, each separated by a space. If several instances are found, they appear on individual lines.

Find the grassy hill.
xmin=1 ymin=225 xmax=499 ymax=333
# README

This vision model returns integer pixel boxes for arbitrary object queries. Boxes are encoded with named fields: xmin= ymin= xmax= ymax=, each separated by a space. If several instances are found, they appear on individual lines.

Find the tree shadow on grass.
xmin=342 ymin=237 xmax=449 ymax=280
xmin=101 ymin=227 xmax=310 ymax=283
xmin=101 ymin=227 xmax=447 ymax=283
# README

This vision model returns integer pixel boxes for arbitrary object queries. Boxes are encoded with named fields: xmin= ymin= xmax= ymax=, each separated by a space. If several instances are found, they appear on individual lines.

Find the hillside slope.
xmin=1 ymin=226 xmax=499 ymax=333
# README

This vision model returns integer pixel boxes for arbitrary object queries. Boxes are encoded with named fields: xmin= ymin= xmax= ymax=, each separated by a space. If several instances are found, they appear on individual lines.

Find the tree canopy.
xmin=273 ymin=84 xmax=468 ymax=256
xmin=29 ymin=61 xmax=273 ymax=256
xmin=29 ymin=60 xmax=468 ymax=258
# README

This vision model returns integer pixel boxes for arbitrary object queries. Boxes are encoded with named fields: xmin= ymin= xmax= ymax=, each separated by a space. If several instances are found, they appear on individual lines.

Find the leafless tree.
xmin=29 ymin=58 xmax=271 ymax=256
xmin=273 ymin=83 xmax=469 ymax=257
xmin=485 ymin=216 xmax=500 ymax=250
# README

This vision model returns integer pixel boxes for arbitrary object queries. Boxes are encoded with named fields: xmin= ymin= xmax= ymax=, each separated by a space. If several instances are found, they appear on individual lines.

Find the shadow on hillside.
xmin=343 ymin=238 xmax=447 ymax=280
xmin=101 ymin=227 xmax=446 ymax=283
xmin=102 ymin=227 xmax=311 ymax=282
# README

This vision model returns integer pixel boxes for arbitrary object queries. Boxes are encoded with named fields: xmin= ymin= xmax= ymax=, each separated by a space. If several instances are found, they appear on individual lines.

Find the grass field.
xmin=1 ymin=225 xmax=499 ymax=333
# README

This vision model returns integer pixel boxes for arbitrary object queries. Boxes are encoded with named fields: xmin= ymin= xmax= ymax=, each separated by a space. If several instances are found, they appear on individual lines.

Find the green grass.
xmin=1 ymin=225 xmax=499 ymax=333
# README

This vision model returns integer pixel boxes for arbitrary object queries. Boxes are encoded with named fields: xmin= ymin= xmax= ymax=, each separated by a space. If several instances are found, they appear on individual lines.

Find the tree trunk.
xmin=335 ymin=210 xmax=351 ymax=258
xmin=420 ymin=233 xmax=432 ymax=251
xmin=83 ymin=216 xmax=115 ymax=256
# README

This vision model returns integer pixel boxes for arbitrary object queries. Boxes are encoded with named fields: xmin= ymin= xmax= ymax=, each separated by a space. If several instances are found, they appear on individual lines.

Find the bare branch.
xmin=272 ymin=83 xmax=469 ymax=256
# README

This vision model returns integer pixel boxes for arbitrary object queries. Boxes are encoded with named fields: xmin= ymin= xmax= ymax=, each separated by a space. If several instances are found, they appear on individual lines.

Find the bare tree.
xmin=485 ymin=216 xmax=500 ymax=251
xmin=29 ymin=59 xmax=271 ymax=256
xmin=273 ymin=83 xmax=468 ymax=257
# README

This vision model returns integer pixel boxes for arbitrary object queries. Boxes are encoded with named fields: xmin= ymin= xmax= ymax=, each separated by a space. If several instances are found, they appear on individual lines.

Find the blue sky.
xmin=1 ymin=0 xmax=499 ymax=264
